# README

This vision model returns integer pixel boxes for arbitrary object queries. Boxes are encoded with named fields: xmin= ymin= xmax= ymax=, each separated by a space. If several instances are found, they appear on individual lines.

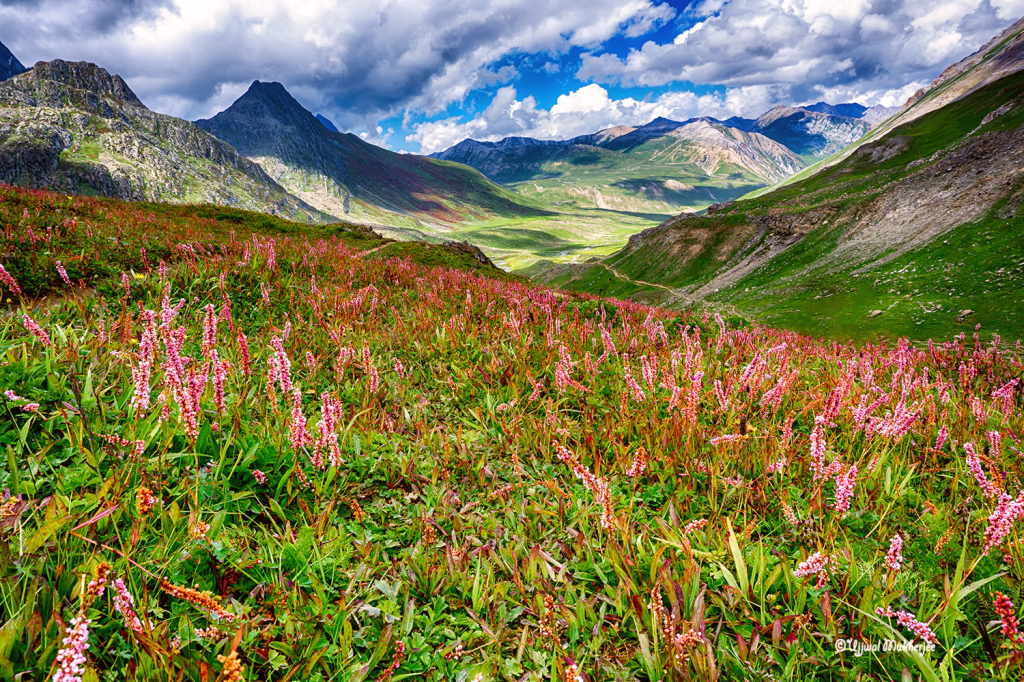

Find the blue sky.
xmin=1 ymin=0 xmax=1021 ymax=153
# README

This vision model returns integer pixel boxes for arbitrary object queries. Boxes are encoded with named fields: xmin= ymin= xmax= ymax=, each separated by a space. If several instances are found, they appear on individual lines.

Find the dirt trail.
xmin=593 ymin=261 xmax=748 ymax=319
xmin=357 ymin=243 xmax=395 ymax=258
xmin=594 ymin=261 xmax=677 ymax=293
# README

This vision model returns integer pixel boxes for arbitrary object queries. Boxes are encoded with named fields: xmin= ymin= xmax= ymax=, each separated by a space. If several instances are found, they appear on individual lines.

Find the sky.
xmin=1 ymin=0 xmax=1022 ymax=153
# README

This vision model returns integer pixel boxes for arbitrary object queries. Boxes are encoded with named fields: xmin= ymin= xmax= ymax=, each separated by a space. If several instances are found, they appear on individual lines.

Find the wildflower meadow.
xmin=0 ymin=184 xmax=1023 ymax=681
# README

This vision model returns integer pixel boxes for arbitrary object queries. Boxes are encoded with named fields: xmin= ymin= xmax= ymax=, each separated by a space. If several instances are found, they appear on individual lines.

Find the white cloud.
xmin=992 ymin=0 xmax=1024 ymax=20
xmin=576 ymin=0 xmax=1013 ymax=101
xmin=407 ymin=83 xmax=805 ymax=154
xmin=0 ymin=0 xmax=676 ymax=124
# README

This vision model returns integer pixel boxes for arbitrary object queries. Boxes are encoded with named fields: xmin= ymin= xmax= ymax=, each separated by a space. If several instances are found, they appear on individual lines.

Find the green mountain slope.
xmin=195 ymin=81 xmax=554 ymax=233
xmin=744 ymin=15 xmax=1024 ymax=201
xmin=0 ymin=60 xmax=325 ymax=222
xmin=535 ymin=20 xmax=1024 ymax=343
xmin=433 ymin=117 xmax=808 ymax=216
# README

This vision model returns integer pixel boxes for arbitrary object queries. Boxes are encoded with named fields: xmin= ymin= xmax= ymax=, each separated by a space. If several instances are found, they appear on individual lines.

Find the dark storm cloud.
xmin=0 ymin=0 xmax=173 ymax=39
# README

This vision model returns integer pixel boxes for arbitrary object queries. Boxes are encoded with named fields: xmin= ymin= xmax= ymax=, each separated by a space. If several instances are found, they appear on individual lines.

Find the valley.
xmin=534 ymin=17 xmax=1024 ymax=343
xmin=2 ymin=9 xmax=1024 ymax=682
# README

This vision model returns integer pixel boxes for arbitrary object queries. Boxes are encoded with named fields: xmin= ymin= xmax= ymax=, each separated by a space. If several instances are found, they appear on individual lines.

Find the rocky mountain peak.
xmin=0 ymin=40 xmax=27 ymax=82
xmin=803 ymin=101 xmax=868 ymax=118
xmin=196 ymin=80 xmax=330 ymax=158
xmin=316 ymin=113 xmax=339 ymax=132
xmin=28 ymin=60 xmax=145 ymax=107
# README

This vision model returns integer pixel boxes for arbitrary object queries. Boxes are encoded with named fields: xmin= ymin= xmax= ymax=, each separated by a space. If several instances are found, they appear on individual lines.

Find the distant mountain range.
xmin=430 ymin=100 xmax=898 ymax=215
xmin=536 ymin=15 xmax=1024 ymax=342
xmin=0 ymin=59 xmax=325 ymax=221
xmin=195 ymin=80 xmax=552 ymax=232
xmin=0 ymin=40 xmax=26 ymax=82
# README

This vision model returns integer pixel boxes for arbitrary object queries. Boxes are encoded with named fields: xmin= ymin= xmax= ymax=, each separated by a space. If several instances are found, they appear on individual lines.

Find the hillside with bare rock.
xmin=535 ymin=18 xmax=1024 ymax=342
xmin=0 ymin=60 xmax=325 ymax=222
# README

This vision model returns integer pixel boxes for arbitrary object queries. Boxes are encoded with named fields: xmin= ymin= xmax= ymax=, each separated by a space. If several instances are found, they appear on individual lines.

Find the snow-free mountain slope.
xmin=196 ymin=80 xmax=551 ymax=230
xmin=0 ymin=40 xmax=26 ymax=82
xmin=536 ymin=19 xmax=1024 ymax=343
xmin=431 ymin=115 xmax=809 ymax=215
xmin=0 ymin=60 xmax=323 ymax=221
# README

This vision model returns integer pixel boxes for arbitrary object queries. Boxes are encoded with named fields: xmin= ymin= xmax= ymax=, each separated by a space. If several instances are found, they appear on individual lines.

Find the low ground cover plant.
xmin=0 ymin=185 xmax=1022 ymax=681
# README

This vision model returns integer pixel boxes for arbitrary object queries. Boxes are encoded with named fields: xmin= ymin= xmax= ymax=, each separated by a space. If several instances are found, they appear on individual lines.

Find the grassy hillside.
xmin=0 ymin=184 xmax=515 ymax=300
xmin=541 ymin=67 xmax=1024 ymax=344
xmin=2 ymin=180 xmax=1024 ymax=681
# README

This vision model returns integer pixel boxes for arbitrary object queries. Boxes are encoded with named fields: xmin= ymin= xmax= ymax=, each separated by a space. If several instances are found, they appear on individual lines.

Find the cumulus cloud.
xmin=577 ymin=0 xmax=1013 ymax=101
xmin=407 ymin=82 xmax=819 ymax=154
xmin=0 ymin=0 xmax=676 ymax=125
xmin=1 ymin=0 xmax=1019 ymax=152
xmin=0 ymin=0 xmax=172 ymax=39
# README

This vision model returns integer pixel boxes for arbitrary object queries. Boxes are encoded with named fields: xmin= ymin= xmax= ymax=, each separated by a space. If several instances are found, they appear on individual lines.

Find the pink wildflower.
xmin=966 ymin=442 xmax=1000 ymax=501
xmin=22 ymin=314 xmax=52 ymax=347
xmin=781 ymin=501 xmax=798 ymax=525
xmin=684 ymin=371 xmax=703 ymax=424
xmin=252 ymin=469 xmax=267 ymax=484
xmin=874 ymin=606 xmax=938 ymax=644
xmin=982 ymin=491 xmax=1024 ymax=555
xmin=834 ymin=464 xmax=858 ymax=516
xmin=626 ymin=447 xmax=647 ymax=478
xmin=112 ymin=578 xmax=144 ymax=633
xmin=682 ymin=518 xmax=708 ymax=535
xmin=0 ymin=264 xmax=22 ymax=295
xmin=56 ymin=261 xmax=71 ymax=286
xmin=289 ymin=389 xmax=310 ymax=450
xmin=317 ymin=392 xmax=343 ymax=468
xmin=211 ymin=352 xmax=228 ymax=412
xmin=884 ymin=534 xmax=903 ymax=573
xmin=269 ymin=336 xmax=292 ymax=394
xmin=236 ymin=331 xmax=251 ymax=376
xmin=201 ymin=304 xmax=217 ymax=360
xmin=809 ymin=416 xmax=828 ymax=478
xmin=795 ymin=552 xmax=830 ymax=588
xmin=131 ymin=360 xmax=151 ymax=410
xmin=710 ymin=434 xmax=744 ymax=445
xmin=988 ymin=430 xmax=1003 ymax=458
xmin=53 ymin=615 xmax=91 ymax=682
xmin=994 ymin=592 xmax=1024 ymax=646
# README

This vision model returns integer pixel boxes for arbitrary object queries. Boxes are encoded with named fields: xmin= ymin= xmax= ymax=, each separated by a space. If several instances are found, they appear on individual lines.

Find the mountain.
xmin=315 ymin=114 xmax=339 ymax=132
xmin=195 ymin=80 xmax=551 ymax=231
xmin=803 ymin=101 xmax=867 ymax=118
xmin=746 ymin=106 xmax=873 ymax=159
xmin=431 ymin=116 xmax=807 ymax=215
xmin=860 ymin=104 xmax=900 ymax=126
xmin=750 ymin=15 xmax=1024 ymax=199
xmin=0 ymin=41 xmax=26 ymax=82
xmin=0 ymin=60 xmax=324 ymax=221
xmin=535 ymin=16 xmax=1024 ymax=342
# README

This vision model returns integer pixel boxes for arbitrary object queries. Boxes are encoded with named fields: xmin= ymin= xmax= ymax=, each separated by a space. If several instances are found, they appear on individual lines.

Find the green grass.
xmin=3 ymin=181 xmax=1024 ymax=682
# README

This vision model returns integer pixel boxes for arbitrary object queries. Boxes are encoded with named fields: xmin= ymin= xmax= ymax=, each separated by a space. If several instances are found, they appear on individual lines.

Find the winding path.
xmin=591 ymin=261 xmax=748 ymax=319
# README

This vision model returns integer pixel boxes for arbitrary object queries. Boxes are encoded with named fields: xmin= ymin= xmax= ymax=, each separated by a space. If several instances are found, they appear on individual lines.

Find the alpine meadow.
xmin=0 ymin=3 xmax=1023 ymax=682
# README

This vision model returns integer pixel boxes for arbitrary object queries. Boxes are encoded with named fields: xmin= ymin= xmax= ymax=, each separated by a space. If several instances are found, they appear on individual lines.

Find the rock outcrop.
xmin=0 ymin=61 xmax=325 ymax=222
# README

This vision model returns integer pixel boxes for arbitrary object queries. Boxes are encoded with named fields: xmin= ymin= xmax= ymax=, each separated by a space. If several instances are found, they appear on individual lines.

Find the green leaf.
xmin=725 ymin=518 xmax=748 ymax=593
